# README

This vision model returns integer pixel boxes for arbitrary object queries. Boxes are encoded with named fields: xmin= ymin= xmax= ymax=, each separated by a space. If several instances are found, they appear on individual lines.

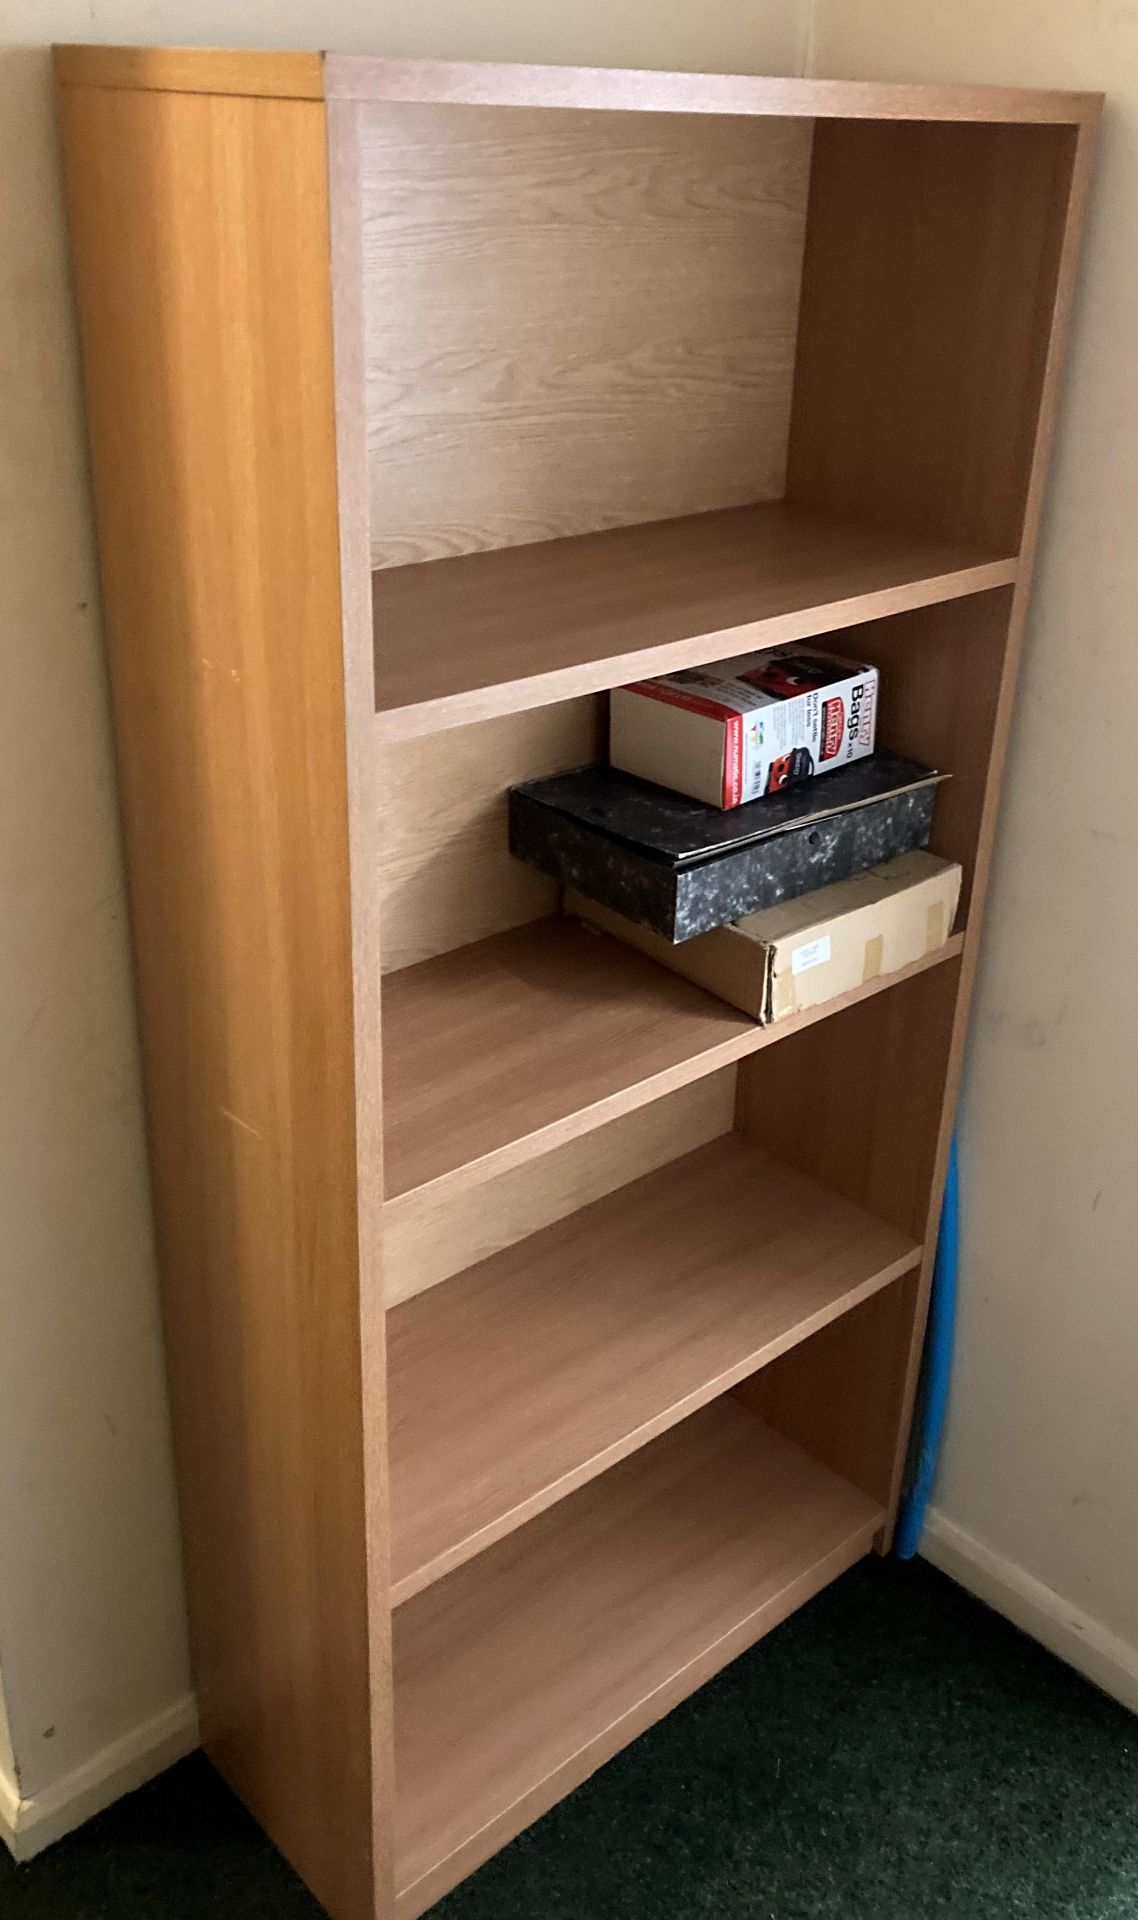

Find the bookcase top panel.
xmin=54 ymin=45 xmax=1100 ymax=126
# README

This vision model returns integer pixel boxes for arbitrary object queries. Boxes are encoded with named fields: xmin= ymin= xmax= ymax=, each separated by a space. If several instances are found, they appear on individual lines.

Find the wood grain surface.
xmin=54 ymin=43 xmax=324 ymax=98
xmin=326 ymin=95 xmax=399 ymax=1919
xmin=380 ymin=917 xmax=965 ymax=1204
xmin=740 ymin=1272 xmax=921 ymax=1510
xmin=388 ymin=1136 xmax=918 ymax=1601
xmin=775 ymin=107 xmax=1099 ymax=1543
xmin=392 ymin=1400 xmax=882 ymax=1916
xmin=326 ymin=56 xmax=1100 ymax=124
xmin=788 ymin=119 xmax=1078 ymax=552
xmin=373 ymin=503 xmax=1017 ymax=738
xmin=736 ymin=949 xmax=960 ymax=1524
xmin=850 ymin=589 xmax=1014 ymax=924
xmin=383 ymin=1070 xmax=735 ymax=1306
xmin=361 ymin=105 xmax=811 ymax=566
xmin=868 ymin=112 xmax=1102 ymax=1536
xmin=379 ymin=700 xmax=601 ymax=972
xmin=737 ymin=950 xmax=963 ymax=1243
xmin=56 ymin=81 xmax=376 ymax=1920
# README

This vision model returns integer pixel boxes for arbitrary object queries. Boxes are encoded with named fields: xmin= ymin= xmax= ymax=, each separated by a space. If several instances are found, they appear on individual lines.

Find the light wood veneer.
xmin=54 ymin=72 xmax=381 ymax=1920
xmin=393 ymin=1399 xmax=883 ymax=1916
xmin=382 ymin=915 xmax=965 ymax=1204
xmin=373 ymin=502 xmax=1017 ymax=738
xmin=324 ymin=57 xmax=1098 ymax=124
xmin=389 ymin=1136 xmax=918 ymax=1602
xmin=384 ymin=1070 xmax=736 ymax=1306
xmin=360 ymin=106 xmax=813 ymax=569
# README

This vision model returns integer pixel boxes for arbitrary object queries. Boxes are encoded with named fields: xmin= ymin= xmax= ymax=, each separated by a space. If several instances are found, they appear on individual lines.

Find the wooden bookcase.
xmin=54 ymin=45 xmax=1099 ymax=1920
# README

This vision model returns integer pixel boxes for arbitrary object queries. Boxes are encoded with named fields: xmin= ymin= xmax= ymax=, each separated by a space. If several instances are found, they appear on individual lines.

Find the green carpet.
xmin=1 ymin=1559 xmax=1135 ymax=1918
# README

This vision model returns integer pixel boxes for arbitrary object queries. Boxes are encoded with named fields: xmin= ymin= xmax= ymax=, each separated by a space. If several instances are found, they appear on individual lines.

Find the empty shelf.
xmin=381 ymin=916 xmax=965 ymax=1203
xmin=389 ymin=1135 xmax=919 ymax=1602
xmin=393 ymin=1398 xmax=883 ymax=1916
xmin=373 ymin=501 xmax=1017 ymax=739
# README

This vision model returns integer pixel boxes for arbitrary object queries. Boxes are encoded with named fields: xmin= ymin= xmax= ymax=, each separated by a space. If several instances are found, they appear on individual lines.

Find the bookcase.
xmin=53 ymin=45 xmax=1099 ymax=1920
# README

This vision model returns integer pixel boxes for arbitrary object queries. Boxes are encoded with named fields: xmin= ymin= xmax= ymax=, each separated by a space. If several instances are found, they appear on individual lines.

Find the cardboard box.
xmin=566 ymin=851 xmax=962 ymax=1024
xmin=610 ymin=645 xmax=879 ymax=809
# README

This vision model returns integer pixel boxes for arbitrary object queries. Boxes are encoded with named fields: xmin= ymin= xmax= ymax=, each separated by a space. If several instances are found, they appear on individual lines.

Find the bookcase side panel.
xmin=327 ymin=93 xmax=400 ymax=1918
xmin=761 ymin=113 xmax=1099 ymax=1536
xmin=56 ymin=78 xmax=377 ymax=1920
xmin=788 ymin=117 xmax=1078 ymax=552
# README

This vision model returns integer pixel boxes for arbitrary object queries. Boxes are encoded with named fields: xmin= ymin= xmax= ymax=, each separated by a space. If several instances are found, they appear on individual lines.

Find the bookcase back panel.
xmin=379 ymin=698 xmax=602 ymax=972
xmin=384 ymin=1069 xmax=736 ymax=1305
xmin=360 ymin=104 xmax=813 ymax=567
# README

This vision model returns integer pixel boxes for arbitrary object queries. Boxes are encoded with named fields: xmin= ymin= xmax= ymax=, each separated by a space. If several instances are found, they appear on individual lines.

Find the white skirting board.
xmin=0 ymin=1696 xmax=198 ymax=1864
xmin=922 ymin=1507 xmax=1138 ymax=1717
xmin=5 ymin=1515 xmax=1137 ymax=1862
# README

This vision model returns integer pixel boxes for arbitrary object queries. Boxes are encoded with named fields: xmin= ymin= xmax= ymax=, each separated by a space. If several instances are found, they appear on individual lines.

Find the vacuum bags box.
xmin=567 ymin=852 xmax=962 ymax=1024
xmin=611 ymin=646 xmax=879 ymax=809
xmin=509 ymin=755 xmax=945 ymax=943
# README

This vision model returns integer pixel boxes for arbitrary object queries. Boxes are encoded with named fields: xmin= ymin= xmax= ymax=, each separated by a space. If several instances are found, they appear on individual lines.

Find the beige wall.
xmin=0 ymin=0 xmax=811 ymax=1853
xmin=0 ymin=1685 xmax=14 ymax=1791
xmin=813 ymin=2 xmax=1138 ymax=1698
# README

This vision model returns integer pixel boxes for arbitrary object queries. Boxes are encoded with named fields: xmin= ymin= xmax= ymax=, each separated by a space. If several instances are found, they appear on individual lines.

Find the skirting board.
xmin=0 ymin=1695 xmax=198 ymax=1864
xmin=0 ymin=1521 xmax=1127 ymax=1861
xmin=922 ymin=1507 xmax=1138 ymax=1717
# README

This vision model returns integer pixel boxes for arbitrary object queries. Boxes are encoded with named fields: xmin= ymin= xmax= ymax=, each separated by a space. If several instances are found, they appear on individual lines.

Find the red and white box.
xmin=610 ymin=645 xmax=879 ymax=809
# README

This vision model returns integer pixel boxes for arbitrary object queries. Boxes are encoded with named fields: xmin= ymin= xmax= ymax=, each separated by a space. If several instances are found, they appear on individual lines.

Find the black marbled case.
xmin=509 ymin=755 xmax=945 ymax=943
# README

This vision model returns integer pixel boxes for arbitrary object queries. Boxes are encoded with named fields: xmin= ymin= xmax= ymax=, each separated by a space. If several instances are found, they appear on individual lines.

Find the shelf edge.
xmin=373 ymin=557 xmax=1018 ymax=743
xmin=392 ymin=1501 xmax=882 ymax=1919
xmin=382 ymin=932 xmax=965 ymax=1212
xmin=325 ymin=58 xmax=1100 ymax=126
xmin=390 ymin=1243 xmax=919 ymax=1606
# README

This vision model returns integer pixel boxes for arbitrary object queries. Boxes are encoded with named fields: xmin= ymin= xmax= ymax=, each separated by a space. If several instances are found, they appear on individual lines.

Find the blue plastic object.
xmin=894 ymin=1133 xmax=960 ymax=1559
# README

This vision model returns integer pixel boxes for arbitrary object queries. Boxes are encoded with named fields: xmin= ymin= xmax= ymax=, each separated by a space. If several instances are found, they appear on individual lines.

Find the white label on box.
xmin=791 ymin=935 xmax=832 ymax=975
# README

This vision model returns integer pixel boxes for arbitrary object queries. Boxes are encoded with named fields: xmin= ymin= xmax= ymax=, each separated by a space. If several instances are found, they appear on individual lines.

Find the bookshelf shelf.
xmin=373 ymin=503 xmax=1016 ymax=740
xmin=393 ymin=1400 xmax=883 ymax=1916
xmin=382 ymin=915 xmax=966 ymax=1204
xmin=388 ymin=1133 xmax=918 ymax=1604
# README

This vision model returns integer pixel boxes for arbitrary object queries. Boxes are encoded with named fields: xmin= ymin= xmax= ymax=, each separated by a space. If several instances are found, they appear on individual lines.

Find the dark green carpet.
xmin=2 ymin=1559 xmax=1135 ymax=1918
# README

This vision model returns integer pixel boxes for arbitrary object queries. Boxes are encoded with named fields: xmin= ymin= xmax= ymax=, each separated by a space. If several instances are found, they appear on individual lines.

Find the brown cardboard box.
xmin=566 ymin=850 xmax=962 ymax=1024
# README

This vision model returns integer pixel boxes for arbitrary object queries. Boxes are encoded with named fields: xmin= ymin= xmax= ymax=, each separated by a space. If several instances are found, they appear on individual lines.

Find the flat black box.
xmin=509 ymin=755 xmax=945 ymax=942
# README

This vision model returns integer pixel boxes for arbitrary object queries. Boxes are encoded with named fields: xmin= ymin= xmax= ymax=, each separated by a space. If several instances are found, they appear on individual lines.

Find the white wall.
xmin=0 ymin=0 xmax=812 ymax=1858
xmin=813 ymin=1 xmax=1138 ymax=1708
